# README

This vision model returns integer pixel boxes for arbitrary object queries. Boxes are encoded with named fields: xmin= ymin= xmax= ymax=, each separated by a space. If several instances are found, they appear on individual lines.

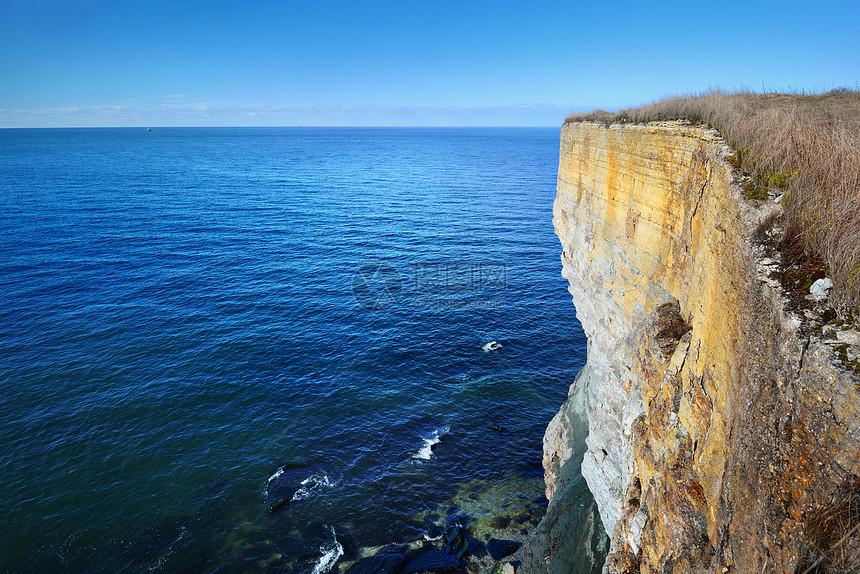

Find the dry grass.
xmin=566 ymin=89 xmax=860 ymax=316
xmin=799 ymin=475 xmax=860 ymax=574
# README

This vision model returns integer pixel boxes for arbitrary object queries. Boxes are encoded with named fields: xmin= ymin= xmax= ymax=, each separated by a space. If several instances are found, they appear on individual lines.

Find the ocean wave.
xmin=482 ymin=340 xmax=502 ymax=352
xmin=421 ymin=529 xmax=443 ymax=542
xmin=266 ymin=466 xmax=333 ymax=513
xmin=413 ymin=426 xmax=450 ymax=460
xmin=291 ymin=471 xmax=332 ymax=502
xmin=310 ymin=526 xmax=343 ymax=574
xmin=266 ymin=467 xmax=284 ymax=484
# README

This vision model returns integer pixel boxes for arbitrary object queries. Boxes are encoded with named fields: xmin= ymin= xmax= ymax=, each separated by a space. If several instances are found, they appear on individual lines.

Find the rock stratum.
xmin=525 ymin=121 xmax=860 ymax=574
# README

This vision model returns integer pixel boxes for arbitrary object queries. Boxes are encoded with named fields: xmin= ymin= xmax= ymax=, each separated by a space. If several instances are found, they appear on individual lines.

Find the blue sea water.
xmin=0 ymin=127 xmax=589 ymax=572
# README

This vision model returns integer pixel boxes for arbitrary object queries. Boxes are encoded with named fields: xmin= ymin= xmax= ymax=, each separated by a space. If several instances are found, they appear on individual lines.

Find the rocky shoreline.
xmin=329 ymin=475 xmax=549 ymax=574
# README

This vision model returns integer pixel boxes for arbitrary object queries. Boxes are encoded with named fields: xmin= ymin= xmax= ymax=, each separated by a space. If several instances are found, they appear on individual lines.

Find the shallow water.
xmin=0 ymin=127 xmax=590 ymax=572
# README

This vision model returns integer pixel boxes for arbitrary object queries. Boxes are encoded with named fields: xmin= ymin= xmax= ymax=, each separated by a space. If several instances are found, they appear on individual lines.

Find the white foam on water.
xmin=413 ymin=437 xmax=438 ymax=460
xmin=290 ymin=471 xmax=332 ymax=502
xmin=482 ymin=340 xmax=502 ymax=352
xmin=145 ymin=526 xmax=188 ymax=572
xmin=311 ymin=526 xmax=343 ymax=574
xmin=266 ymin=467 xmax=284 ymax=484
xmin=265 ymin=467 xmax=286 ymax=506
xmin=412 ymin=426 xmax=450 ymax=460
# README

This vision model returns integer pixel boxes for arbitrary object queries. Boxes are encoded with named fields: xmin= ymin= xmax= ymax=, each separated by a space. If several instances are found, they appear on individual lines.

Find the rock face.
xmin=534 ymin=121 xmax=860 ymax=573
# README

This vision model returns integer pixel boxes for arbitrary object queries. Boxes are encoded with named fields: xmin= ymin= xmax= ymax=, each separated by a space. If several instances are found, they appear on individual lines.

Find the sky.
xmin=1 ymin=0 xmax=858 ymax=127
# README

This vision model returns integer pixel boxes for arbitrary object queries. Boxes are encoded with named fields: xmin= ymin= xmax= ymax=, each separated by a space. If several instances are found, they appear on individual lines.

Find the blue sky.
xmin=1 ymin=0 xmax=858 ymax=127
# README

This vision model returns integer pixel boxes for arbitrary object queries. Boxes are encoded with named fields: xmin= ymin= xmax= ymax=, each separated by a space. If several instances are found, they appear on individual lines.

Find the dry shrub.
xmin=799 ymin=475 xmax=860 ymax=574
xmin=567 ymin=89 xmax=860 ymax=316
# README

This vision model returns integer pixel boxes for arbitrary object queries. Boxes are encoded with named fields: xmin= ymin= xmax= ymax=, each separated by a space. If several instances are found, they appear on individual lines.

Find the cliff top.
xmin=565 ymin=89 xmax=860 ymax=318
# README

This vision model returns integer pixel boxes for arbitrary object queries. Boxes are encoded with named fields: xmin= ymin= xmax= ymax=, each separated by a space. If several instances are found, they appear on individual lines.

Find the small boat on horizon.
xmin=145 ymin=128 xmax=153 ymax=132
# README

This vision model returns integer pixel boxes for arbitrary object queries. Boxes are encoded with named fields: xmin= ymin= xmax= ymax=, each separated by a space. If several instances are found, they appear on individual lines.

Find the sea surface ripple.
xmin=0 ymin=127 xmax=588 ymax=572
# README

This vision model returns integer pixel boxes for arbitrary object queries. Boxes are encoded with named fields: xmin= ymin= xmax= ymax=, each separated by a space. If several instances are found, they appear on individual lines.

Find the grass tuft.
xmin=799 ymin=475 xmax=860 ymax=573
xmin=566 ymin=89 xmax=860 ymax=316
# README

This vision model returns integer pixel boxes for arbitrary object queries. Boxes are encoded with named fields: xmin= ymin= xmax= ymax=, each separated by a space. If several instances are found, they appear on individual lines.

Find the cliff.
xmin=525 ymin=122 xmax=860 ymax=574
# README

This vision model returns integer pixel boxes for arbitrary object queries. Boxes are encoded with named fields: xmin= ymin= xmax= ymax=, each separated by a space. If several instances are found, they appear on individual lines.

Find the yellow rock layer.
xmin=547 ymin=121 xmax=860 ymax=574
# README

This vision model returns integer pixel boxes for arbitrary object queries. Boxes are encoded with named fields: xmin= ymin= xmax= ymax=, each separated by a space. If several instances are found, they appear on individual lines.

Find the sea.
xmin=0 ymin=127 xmax=594 ymax=573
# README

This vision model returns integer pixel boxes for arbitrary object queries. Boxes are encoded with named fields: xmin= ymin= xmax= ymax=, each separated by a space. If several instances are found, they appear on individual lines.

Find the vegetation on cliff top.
xmin=566 ymin=89 xmax=860 ymax=316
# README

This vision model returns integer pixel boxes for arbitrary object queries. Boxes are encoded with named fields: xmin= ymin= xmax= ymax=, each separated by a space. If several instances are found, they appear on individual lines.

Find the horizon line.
xmin=0 ymin=103 xmax=602 ymax=130
xmin=0 ymin=124 xmax=569 ymax=130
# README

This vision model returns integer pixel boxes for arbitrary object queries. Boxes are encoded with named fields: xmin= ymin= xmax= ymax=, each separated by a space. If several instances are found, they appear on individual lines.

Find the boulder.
xmin=400 ymin=547 xmax=462 ymax=573
xmin=486 ymin=539 xmax=520 ymax=561
xmin=344 ymin=549 xmax=405 ymax=574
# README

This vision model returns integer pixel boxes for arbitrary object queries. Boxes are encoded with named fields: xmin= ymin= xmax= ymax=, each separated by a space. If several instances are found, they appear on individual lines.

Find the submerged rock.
xmin=463 ymin=533 xmax=487 ymax=557
xmin=344 ymin=546 xmax=407 ymax=574
xmin=336 ymin=531 xmax=358 ymax=561
xmin=486 ymin=539 xmax=520 ymax=561
xmin=444 ymin=518 xmax=469 ymax=560
xmin=400 ymin=547 xmax=462 ymax=573
xmin=265 ymin=464 xmax=330 ymax=513
xmin=489 ymin=516 xmax=510 ymax=529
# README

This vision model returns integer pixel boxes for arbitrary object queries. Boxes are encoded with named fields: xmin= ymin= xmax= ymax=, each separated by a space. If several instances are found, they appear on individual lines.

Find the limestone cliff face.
xmin=534 ymin=121 xmax=860 ymax=574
